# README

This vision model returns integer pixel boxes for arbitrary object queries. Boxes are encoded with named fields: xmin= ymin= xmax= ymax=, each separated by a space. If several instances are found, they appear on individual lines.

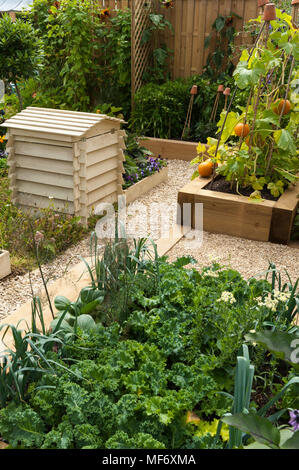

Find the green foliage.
xmin=122 ymin=133 xmax=167 ymax=189
xmin=0 ymin=177 xmax=88 ymax=266
xmin=26 ymin=0 xmax=131 ymax=116
xmin=201 ymin=8 xmax=299 ymax=198
xmin=0 ymin=14 xmax=43 ymax=110
xmin=204 ymin=12 xmax=241 ymax=80
xmin=141 ymin=12 xmax=173 ymax=84
xmin=245 ymin=330 xmax=299 ymax=371
xmin=223 ymin=412 xmax=298 ymax=449
xmin=130 ymin=74 xmax=244 ymax=142
xmin=0 ymin=242 xmax=298 ymax=449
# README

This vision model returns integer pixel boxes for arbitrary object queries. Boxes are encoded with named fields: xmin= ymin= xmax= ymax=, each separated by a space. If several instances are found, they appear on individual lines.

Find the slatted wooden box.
xmin=1 ymin=107 xmax=126 ymax=224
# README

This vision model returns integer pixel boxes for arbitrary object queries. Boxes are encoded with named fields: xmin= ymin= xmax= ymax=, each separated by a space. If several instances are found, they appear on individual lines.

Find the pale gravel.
xmin=0 ymin=159 xmax=298 ymax=320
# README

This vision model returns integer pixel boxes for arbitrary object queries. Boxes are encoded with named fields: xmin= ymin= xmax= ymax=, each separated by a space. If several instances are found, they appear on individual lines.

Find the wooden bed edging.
xmin=138 ymin=137 xmax=199 ymax=161
xmin=177 ymin=177 xmax=299 ymax=245
xmin=124 ymin=166 xmax=168 ymax=205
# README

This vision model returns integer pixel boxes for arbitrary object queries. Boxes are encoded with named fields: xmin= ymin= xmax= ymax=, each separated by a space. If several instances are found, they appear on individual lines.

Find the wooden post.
xmin=6 ymin=133 xmax=17 ymax=204
xmin=78 ymin=139 xmax=88 ymax=225
xmin=131 ymin=0 xmax=135 ymax=110
xmin=292 ymin=0 xmax=299 ymax=26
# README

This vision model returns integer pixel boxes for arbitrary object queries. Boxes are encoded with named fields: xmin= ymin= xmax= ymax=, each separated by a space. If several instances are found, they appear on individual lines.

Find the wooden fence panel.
xmin=153 ymin=0 xmax=259 ymax=79
xmin=96 ymin=0 xmax=259 ymax=93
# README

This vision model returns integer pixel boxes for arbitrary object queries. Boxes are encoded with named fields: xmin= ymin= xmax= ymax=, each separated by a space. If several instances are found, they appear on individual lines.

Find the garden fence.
xmin=99 ymin=0 xmax=259 ymax=93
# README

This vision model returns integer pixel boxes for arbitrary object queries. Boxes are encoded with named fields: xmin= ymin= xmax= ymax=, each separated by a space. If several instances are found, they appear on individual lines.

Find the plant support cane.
xmin=210 ymin=16 xmax=267 ymax=184
xmin=181 ymin=85 xmax=198 ymax=140
xmin=210 ymin=85 xmax=224 ymax=123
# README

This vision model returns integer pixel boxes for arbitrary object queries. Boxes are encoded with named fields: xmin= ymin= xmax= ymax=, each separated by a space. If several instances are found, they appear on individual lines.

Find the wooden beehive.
xmin=1 ymin=107 xmax=126 ymax=224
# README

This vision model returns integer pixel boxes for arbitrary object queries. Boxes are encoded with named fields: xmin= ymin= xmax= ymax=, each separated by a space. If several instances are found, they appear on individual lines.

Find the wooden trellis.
xmin=131 ymin=0 xmax=155 ymax=106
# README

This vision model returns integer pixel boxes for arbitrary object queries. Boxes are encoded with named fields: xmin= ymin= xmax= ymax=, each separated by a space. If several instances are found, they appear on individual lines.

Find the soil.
xmin=204 ymin=176 xmax=280 ymax=202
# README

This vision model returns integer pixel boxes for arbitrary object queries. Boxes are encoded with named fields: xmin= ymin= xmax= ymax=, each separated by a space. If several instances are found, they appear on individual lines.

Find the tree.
xmin=0 ymin=14 xmax=43 ymax=110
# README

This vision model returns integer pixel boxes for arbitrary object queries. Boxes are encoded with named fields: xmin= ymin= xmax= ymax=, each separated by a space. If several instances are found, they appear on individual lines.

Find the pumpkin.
xmin=198 ymin=159 xmax=214 ymax=177
xmin=273 ymin=99 xmax=291 ymax=116
xmin=234 ymin=123 xmax=250 ymax=138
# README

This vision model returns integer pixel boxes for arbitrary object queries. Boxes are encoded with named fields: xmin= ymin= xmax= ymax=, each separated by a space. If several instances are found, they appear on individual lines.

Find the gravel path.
xmin=0 ymin=159 xmax=298 ymax=320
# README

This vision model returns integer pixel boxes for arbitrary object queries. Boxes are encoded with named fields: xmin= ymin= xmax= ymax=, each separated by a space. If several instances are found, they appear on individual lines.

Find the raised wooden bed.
xmin=177 ymin=176 xmax=299 ymax=244
xmin=124 ymin=166 xmax=168 ymax=205
xmin=0 ymin=250 xmax=11 ymax=280
xmin=139 ymin=137 xmax=199 ymax=161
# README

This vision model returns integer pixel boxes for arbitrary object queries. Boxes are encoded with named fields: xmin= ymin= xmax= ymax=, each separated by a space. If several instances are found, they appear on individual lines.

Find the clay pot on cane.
xmin=263 ymin=3 xmax=276 ymax=21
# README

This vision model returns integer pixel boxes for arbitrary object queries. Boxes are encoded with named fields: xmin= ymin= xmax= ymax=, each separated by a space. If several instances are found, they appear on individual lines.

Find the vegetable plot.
xmin=192 ymin=8 xmax=299 ymax=200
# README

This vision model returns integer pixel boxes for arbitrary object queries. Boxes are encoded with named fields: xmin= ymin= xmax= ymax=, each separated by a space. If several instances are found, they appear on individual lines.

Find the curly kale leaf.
xmin=0 ymin=403 xmax=45 ymax=448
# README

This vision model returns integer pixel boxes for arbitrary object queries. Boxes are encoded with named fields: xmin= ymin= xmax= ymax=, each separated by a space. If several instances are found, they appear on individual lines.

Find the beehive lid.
xmin=1 ymin=107 xmax=125 ymax=138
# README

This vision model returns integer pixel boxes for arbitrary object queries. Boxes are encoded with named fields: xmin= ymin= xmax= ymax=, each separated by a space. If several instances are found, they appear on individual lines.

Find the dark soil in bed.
xmin=204 ymin=176 xmax=280 ymax=202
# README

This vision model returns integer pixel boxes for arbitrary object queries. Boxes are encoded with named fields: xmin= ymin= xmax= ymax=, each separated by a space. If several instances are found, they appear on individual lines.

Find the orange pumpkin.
xmin=273 ymin=99 xmax=291 ymax=116
xmin=198 ymin=159 xmax=214 ymax=177
xmin=234 ymin=123 xmax=250 ymax=138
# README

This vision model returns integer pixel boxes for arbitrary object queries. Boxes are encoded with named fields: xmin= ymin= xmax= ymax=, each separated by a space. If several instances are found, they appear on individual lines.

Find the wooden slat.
xmin=18 ymin=193 xmax=74 ymax=213
xmin=7 ymin=116 xmax=88 ymax=133
xmin=2 ymin=123 xmax=82 ymax=138
xmin=86 ymin=156 xmax=119 ymax=179
xmin=184 ymin=0 xmax=195 ymax=79
xmin=21 ymin=108 xmax=105 ymax=122
xmin=86 ymin=132 xmax=119 ymax=153
xmin=15 ymin=155 xmax=73 ymax=176
xmin=26 ymin=107 xmax=123 ymax=122
xmin=13 ymin=113 xmax=99 ymax=128
xmin=14 ymin=135 xmax=72 ymax=147
xmin=14 ymin=141 xmax=73 ymax=161
xmin=86 ymin=145 xmax=119 ymax=167
xmin=16 ymin=168 xmax=74 ymax=189
xmin=87 ymin=181 xmax=118 ymax=206
xmin=17 ymin=180 xmax=74 ymax=202
xmin=87 ymin=191 xmax=117 ymax=211
xmin=85 ymin=169 xmax=118 ymax=192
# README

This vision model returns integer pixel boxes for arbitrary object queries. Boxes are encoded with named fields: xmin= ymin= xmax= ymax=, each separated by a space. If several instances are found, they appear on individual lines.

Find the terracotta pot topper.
xmin=292 ymin=0 xmax=299 ymax=5
xmin=263 ymin=3 xmax=276 ymax=21
xmin=258 ymin=0 xmax=269 ymax=7
xmin=190 ymin=85 xmax=198 ymax=95
xmin=223 ymin=87 xmax=231 ymax=96
xmin=217 ymin=84 xmax=224 ymax=92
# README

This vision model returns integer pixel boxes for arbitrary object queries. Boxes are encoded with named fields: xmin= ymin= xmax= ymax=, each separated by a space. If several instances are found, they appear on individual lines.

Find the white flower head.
xmin=217 ymin=291 xmax=236 ymax=304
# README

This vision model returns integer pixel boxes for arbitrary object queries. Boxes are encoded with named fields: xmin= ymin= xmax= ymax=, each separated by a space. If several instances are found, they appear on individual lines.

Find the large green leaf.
xmin=54 ymin=296 xmax=72 ymax=311
xmin=274 ymin=129 xmax=297 ymax=154
xmin=76 ymin=314 xmax=97 ymax=332
xmin=281 ymin=431 xmax=299 ymax=449
xmin=245 ymin=330 xmax=299 ymax=369
xmin=222 ymin=412 xmax=280 ymax=448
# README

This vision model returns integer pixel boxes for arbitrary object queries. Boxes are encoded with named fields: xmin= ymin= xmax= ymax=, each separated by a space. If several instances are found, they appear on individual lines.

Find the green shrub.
xmin=130 ymin=74 xmax=246 ymax=142
xmin=26 ymin=0 xmax=132 ymax=116
xmin=0 ymin=14 xmax=43 ymax=110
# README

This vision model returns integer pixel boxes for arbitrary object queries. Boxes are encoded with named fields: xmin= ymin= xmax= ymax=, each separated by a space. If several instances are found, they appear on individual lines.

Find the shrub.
xmin=0 ymin=14 xmax=43 ymax=110
xmin=130 ymin=74 xmax=246 ymax=142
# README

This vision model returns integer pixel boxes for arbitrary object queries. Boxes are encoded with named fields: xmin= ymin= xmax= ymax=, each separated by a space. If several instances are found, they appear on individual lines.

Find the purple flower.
xmin=289 ymin=410 xmax=299 ymax=432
